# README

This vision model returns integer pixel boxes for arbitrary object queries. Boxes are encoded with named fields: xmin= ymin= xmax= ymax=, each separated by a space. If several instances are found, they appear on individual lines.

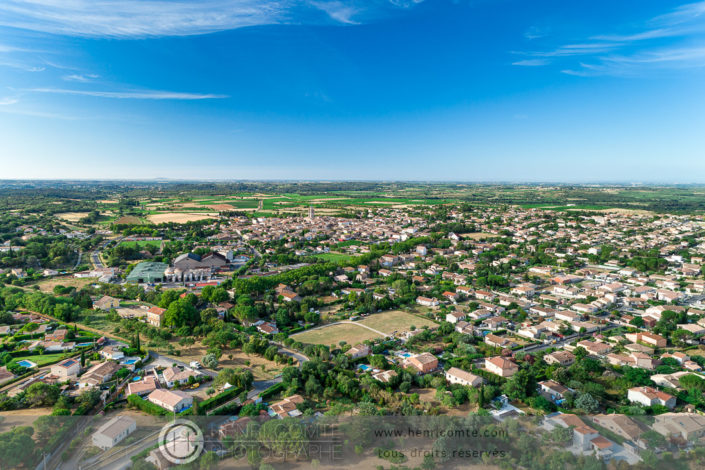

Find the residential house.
xmin=94 ymin=296 xmax=120 ymax=311
xmin=51 ymin=358 xmax=81 ymax=379
xmin=445 ymin=367 xmax=484 ymax=387
xmin=416 ymin=296 xmax=439 ymax=307
xmin=127 ymin=376 xmax=159 ymax=397
xmin=101 ymin=346 xmax=125 ymax=361
xmin=544 ymin=350 xmax=575 ymax=367
xmin=146 ymin=306 xmax=166 ymax=327
xmin=485 ymin=356 xmax=518 ymax=377
xmin=445 ymin=311 xmax=466 ymax=324
xmin=405 ymin=353 xmax=438 ymax=374
xmin=270 ymin=394 xmax=305 ymax=419
xmin=538 ymin=380 xmax=572 ymax=404
xmin=653 ymin=413 xmax=705 ymax=441
xmin=592 ymin=414 xmax=644 ymax=443
xmin=347 ymin=343 xmax=371 ymax=359
xmin=79 ymin=361 xmax=121 ymax=388
xmin=625 ymin=332 xmax=667 ymax=348
xmin=92 ymin=416 xmax=137 ymax=450
xmin=162 ymin=367 xmax=200 ymax=388
xmin=147 ymin=389 xmax=193 ymax=412
xmin=627 ymin=386 xmax=676 ymax=409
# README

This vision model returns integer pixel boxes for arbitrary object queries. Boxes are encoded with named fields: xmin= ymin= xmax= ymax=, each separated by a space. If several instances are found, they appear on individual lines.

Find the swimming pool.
xmin=17 ymin=360 xmax=37 ymax=368
xmin=123 ymin=359 xmax=139 ymax=365
xmin=358 ymin=364 xmax=371 ymax=371
xmin=76 ymin=342 xmax=93 ymax=347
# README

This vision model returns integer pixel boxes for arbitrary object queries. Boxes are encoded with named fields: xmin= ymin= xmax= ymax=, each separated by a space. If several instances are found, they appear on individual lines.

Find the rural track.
xmin=290 ymin=320 xmax=389 ymax=338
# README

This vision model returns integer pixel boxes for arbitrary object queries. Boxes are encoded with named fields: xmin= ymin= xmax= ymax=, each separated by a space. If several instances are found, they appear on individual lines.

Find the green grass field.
xmin=313 ymin=252 xmax=355 ymax=263
xmin=119 ymin=240 xmax=162 ymax=249
xmin=10 ymin=353 xmax=68 ymax=367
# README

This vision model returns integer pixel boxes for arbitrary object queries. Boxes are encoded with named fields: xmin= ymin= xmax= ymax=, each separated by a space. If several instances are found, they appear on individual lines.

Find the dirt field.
xmin=97 ymin=199 xmax=118 ymax=204
xmin=0 ymin=407 xmax=53 ymax=432
xmin=114 ymin=215 xmax=142 ymax=225
xmin=32 ymin=275 xmax=96 ymax=293
xmin=359 ymin=310 xmax=437 ymax=335
xmin=292 ymin=323 xmax=383 ymax=346
xmin=165 ymin=343 xmax=286 ymax=381
xmin=55 ymin=212 xmax=90 ymax=222
xmin=207 ymin=204 xmax=236 ymax=211
xmin=147 ymin=213 xmax=216 ymax=224
xmin=461 ymin=232 xmax=496 ymax=240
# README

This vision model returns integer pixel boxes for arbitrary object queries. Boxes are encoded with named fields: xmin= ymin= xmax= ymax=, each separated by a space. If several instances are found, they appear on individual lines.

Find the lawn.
xmin=9 ymin=353 xmax=68 ymax=367
xmin=359 ymin=310 xmax=438 ymax=335
xmin=119 ymin=240 xmax=162 ymax=249
xmin=313 ymin=252 xmax=354 ymax=263
xmin=292 ymin=323 xmax=383 ymax=347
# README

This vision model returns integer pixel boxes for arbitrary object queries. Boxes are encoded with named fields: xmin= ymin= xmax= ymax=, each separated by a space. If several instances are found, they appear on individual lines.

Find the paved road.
xmin=146 ymin=351 xmax=218 ymax=379
xmin=90 ymin=236 xmax=120 ymax=269
xmin=74 ymin=249 xmax=83 ymax=269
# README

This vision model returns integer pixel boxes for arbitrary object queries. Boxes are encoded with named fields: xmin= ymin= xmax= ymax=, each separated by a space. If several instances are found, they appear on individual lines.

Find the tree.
xmin=202 ymin=353 xmax=219 ymax=369
xmin=574 ymin=392 xmax=599 ymax=413
xmin=199 ymin=451 xmax=219 ymax=470
xmin=24 ymin=382 xmax=60 ymax=407
xmin=0 ymin=427 xmax=37 ymax=468
xmin=159 ymin=289 xmax=181 ymax=309
xmin=164 ymin=298 xmax=199 ymax=328
xmin=501 ymin=369 xmax=535 ymax=401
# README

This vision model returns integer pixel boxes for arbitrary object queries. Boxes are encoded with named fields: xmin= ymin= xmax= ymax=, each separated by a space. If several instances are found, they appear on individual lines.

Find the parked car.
xmin=190 ymin=361 xmax=202 ymax=369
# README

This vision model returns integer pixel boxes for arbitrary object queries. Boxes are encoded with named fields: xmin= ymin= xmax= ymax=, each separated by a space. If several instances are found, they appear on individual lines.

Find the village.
xmin=2 ymin=198 xmax=705 ymax=469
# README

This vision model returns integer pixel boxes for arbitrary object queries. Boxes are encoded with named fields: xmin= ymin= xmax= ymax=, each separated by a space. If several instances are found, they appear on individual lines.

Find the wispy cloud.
xmin=0 ymin=1 xmax=424 ymax=38
xmin=0 ymin=60 xmax=44 ymax=72
xmin=309 ymin=1 xmax=359 ymax=24
xmin=524 ymin=25 xmax=549 ymax=40
xmin=0 ymin=96 xmax=19 ymax=105
xmin=62 ymin=73 xmax=99 ymax=82
xmin=27 ymin=88 xmax=229 ymax=100
xmin=512 ymin=59 xmax=550 ymax=67
xmin=514 ymin=1 xmax=705 ymax=75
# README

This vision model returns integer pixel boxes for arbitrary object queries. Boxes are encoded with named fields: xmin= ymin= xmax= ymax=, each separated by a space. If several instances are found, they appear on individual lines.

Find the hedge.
xmin=198 ymin=387 xmax=242 ymax=414
xmin=259 ymin=382 xmax=284 ymax=400
xmin=127 ymin=394 xmax=169 ymax=416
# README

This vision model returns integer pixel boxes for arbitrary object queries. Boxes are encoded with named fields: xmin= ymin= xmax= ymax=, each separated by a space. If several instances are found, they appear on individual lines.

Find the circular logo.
xmin=158 ymin=419 xmax=205 ymax=465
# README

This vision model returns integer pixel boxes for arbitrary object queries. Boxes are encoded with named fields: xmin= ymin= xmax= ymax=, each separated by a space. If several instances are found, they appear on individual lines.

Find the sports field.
xmin=359 ymin=310 xmax=437 ymax=335
xmin=292 ymin=310 xmax=438 ymax=346
xmin=292 ymin=323 xmax=383 ymax=346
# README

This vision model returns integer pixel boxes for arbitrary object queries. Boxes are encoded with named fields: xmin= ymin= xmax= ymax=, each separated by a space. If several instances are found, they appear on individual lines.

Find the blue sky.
xmin=1 ymin=0 xmax=704 ymax=181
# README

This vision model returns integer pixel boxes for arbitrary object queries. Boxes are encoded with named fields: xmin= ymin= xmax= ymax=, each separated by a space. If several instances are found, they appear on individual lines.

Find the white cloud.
xmin=0 ymin=0 xmax=288 ymax=38
xmin=0 ymin=60 xmax=44 ymax=71
xmin=309 ymin=1 xmax=359 ymax=24
xmin=517 ymin=1 xmax=705 ymax=76
xmin=0 ymin=96 xmax=19 ymax=105
xmin=27 ymin=88 xmax=229 ymax=100
xmin=512 ymin=59 xmax=550 ymax=66
xmin=0 ymin=0 xmax=424 ymax=38
xmin=62 ymin=73 xmax=99 ymax=82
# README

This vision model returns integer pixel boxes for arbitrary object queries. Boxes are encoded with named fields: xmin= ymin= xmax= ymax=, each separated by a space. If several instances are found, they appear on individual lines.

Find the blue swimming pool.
xmin=358 ymin=364 xmax=371 ymax=371
xmin=17 ymin=360 xmax=37 ymax=368
xmin=76 ymin=342 xmax=93 ymax=347
xmin=123 ymin=359 xmax=138 ymax=365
